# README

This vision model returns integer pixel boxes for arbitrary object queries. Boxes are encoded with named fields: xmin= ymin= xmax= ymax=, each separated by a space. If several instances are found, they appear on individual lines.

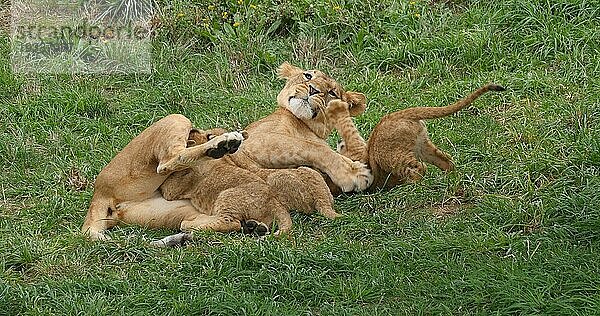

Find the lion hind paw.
xmin=150 ymin=232 xmax=193 ymax=247
xmin=156 ymin=132 xmax=244 ymax=174
xmin=241 ymin=220 xmax=270 ymax=236
xmin=206 ymin=132 xmax=244 ymax=159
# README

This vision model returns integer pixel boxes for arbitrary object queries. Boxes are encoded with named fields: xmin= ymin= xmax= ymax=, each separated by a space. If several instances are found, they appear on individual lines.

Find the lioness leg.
xmin=81 ymin=115 xmax=194 ymax=240
xmin=180 ymin=215 xmax=242 ymax=233
xmin=149 ymin=213 xmax=241 ymax=248
xmin=150 ymin=216 xmax=268 ymax=247
xmin=82 ymin=194 xmax=200 ymax=240
xmin=115 ymin=193 xmax=201 ymax=229
xmin=251 ymin=135 xmax=373 ymax=192
xmin=180 ymin=211 xmax=291 ymax=235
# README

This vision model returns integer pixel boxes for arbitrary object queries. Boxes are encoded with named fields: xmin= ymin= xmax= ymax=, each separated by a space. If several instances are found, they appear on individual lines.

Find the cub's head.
xmin=276 ymin=62 xmax=366 ymax=137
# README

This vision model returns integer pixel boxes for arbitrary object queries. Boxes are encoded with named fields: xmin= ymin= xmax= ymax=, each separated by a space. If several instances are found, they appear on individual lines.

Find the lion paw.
xmin=241 ymin=220 xmax=270 ymax=236
xmin=350 ymin=161 xmax=374 ymax=191
xmin=326 ymin=100 xmax=351 ymax=121
xmin=206 ymin=132 xmax=244 ymax=159
xmin=157 ymin=131 xmax=244 ymax=174
xmin=336 ymin=161 xmax=373 ymax=192
xmin=327 ymin=99 xmax=349 ymax=109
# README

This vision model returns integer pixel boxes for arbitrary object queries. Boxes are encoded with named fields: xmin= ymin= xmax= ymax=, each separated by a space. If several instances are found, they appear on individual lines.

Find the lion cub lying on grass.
xmin=328 ymin=84 xmax=505 ymax=192
xmin=152 ymin=128 xmax=340 ymax=246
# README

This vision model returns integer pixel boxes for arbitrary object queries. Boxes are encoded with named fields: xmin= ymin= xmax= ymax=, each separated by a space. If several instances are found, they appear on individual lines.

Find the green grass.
xmin=1 ymin=0 xmax=600 ymax=314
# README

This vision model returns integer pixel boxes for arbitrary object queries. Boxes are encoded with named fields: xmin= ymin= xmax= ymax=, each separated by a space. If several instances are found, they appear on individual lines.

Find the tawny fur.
xmin=229 ymin=62 xmax=373 ymax=193
xmin=158 ymin=130 xmax=340 ymax=235
xmin=81 ymin=63 xmax=369 ymax=241
xmin=331 ymin=84 xmax=505 ymax=192
xmin=80 ymin=114 xmax=244 ymax=241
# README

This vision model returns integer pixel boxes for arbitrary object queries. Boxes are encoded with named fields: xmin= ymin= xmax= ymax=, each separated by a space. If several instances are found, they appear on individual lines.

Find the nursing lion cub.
xmin=329 ymin=84 xmax=505 ymax=192
xmin=151 ymin=129 xmax=340 ymax=246
xmin=230 ymin=62 xmax=373 ymax=193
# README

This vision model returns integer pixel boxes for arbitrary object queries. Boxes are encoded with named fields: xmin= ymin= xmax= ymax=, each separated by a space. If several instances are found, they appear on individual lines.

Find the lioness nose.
xmin=309 ymin=85 xmax=320 ymax=96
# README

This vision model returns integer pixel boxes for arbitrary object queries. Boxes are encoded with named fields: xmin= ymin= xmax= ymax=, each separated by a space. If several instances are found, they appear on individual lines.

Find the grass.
xmin=1 ymin=0 xmax=600 ymax=314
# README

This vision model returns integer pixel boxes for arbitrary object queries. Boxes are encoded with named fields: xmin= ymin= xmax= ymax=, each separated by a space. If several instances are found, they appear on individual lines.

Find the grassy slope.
xmin=1 ymin=0 xmax=599 ymax=314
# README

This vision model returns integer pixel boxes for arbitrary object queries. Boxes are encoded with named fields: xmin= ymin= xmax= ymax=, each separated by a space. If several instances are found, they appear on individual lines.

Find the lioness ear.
xmin=343 ymin=91 xmax=367 ymax=117
xmin=278 ymin=62 xmax=304 ymax=79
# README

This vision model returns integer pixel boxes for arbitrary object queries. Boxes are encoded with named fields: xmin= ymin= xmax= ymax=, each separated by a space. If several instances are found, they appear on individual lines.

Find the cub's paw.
xmin=150 ymin=232 xmax=193 ymax=247
xmin=319 ymin=207 xmax=342 ymax=219
xmin=327 ymin=99 xmax=350 ymax=110
xmin=206 ymin=132 xmax=244 ymax=159
xmin=241 ymin=220 xmax=269 ymax=236
xmin=326 ymin=100 xmax=351 ymax=120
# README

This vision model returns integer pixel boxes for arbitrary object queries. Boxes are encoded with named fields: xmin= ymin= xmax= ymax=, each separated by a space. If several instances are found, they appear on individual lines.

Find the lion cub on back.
xmin=328 ymin=84 xmax=505 ymax=191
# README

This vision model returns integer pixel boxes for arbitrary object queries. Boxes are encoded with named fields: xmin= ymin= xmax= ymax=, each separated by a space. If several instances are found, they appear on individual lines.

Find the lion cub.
xmin=328 ymin=84 xmax=505 ymax=191
xmin=154 ymin=129 xmax=340 ymax=245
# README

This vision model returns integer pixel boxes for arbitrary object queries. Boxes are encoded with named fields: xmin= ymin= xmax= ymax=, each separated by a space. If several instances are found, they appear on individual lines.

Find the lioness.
xmin=80 ymin=114 xmax=244 ymax=240
xmin=229 ymin=62 xmax=373 ymax=193
xmin=329 ymin=84 xmax=505 ymax=191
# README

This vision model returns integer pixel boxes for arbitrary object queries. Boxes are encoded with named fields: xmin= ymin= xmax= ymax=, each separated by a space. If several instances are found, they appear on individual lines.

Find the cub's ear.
xmin=186 ymin=139 xmax=197 ymax=147
xmin=278 ymin=62 xmax=304 ymax=79
xmin=187 ymin=128 xmax=203 ymax=147
xmin=343 ymin=91 xmax=367 ymax=117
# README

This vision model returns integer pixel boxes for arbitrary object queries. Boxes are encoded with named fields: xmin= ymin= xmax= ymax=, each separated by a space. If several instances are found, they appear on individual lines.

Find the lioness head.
xmin=276 ymin=62 xmax=366 ymax=136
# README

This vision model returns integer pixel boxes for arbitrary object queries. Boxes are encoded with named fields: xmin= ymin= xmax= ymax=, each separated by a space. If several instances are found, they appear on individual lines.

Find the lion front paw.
xmin=349 ymin=161 xmax=374 ymax=191
xmin=326 ymin=100 xmax=351 ymax=121
xmin=206 ymin=131 xmax=244 ymax=159
xmin=335 ymin=161 xmax=373 ymax=192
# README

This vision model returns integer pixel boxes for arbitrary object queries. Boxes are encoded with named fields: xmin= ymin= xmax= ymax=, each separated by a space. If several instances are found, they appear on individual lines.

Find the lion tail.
xmin=387 ymin=83 xmax=505 ymax=121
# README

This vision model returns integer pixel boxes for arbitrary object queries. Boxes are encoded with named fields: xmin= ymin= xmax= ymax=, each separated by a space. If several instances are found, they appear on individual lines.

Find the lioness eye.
xmin=328 ymin=90 xmax=338 ymax=98
xmin=303 ymin=73 xmax=312 ymax=80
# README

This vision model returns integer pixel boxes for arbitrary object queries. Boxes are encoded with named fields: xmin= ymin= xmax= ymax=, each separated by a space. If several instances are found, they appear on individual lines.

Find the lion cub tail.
xmin=390 ymin=83 xmax=505 ymax=121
